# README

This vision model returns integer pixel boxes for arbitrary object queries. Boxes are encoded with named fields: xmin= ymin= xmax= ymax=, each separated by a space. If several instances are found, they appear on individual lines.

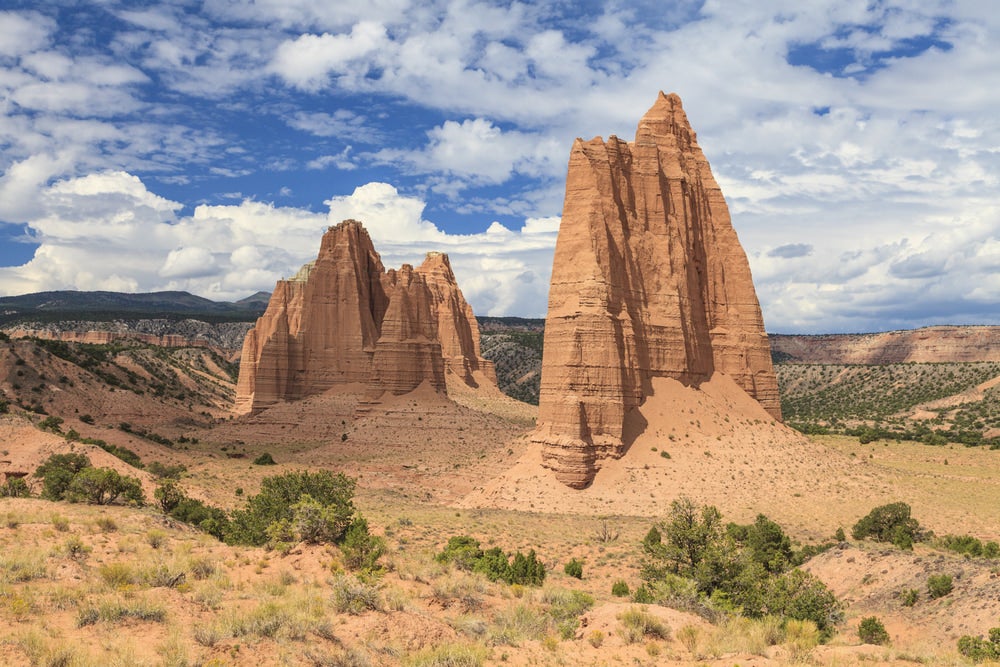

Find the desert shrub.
xmin=34 ymin=452 xmax=91 ymax=500
xmin=38 ymin=416 xmax=64 ymax=433
xmin=340 ymin=516 xmax=386 ymax=572
xmin=851 ymin=502 xmax=924 ymax=549
xmin=509 ymin=550 xmax=545 ymax=586
xmin=331 ymin=574 xmax=382 ymax=614
xmin=79 ymin=414 xmax=94 ymax=424
xmin=253 ymin=452 xmax=276 ymax=465
xmin=640 ymin=498 xmax=842 ymax=638
xmin=937 ymin=534 xmax=1000 ymax=558
xmin=437 ymin=537 xmax=545 ymax=586
xmin=168 ymin=495 xmax=229 ymax=539
xmin=65 ymin=467 xmax=144 ymax=505
xmin=617 ymin=607 xmax=670 ymax=643
xmin=564 ymin=558 xmax=583 ymax=579
xmin=927 ymin=573 xmax=953 ymax=598
xmin=474 ymin=547 xmax=512 ymax=582
xmin=226 ymin=470 xmax=355 ymax=546
xmin=542 ymin=587 xmax=595 ymax=638
xmin=94 ymin=442 xmax=143 ymax=468
xmin=858 ymin=616 xmax=890 ymax=645
xmin=146 ymin=461 xmax=186 ymax=479
xmin=900 ymin=588 xmax=919 ymax=606
xmin=612 ymin=580 xmax=630 ymax=597
xmin=643 ymin=497 xmax=723 ymax=579
xmin=154 ymin=480 xmax=184 ymax=513
xmin=958 ymin=628 xmax=1000 ymax=662
xmin=727 ymin=514 xmax=794 ymax=574
xmin=0 ymin=477 xmax=30 ymax=498
xmin=437 ymin=536 xmax=484 ymax=571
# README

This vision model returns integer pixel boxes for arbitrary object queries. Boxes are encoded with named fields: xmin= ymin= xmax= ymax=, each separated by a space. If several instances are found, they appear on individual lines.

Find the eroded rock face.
xmin=234 ymin=220 xmax=493 ymax=414
xmin=532 ymin=91 xmax=781 ymax=488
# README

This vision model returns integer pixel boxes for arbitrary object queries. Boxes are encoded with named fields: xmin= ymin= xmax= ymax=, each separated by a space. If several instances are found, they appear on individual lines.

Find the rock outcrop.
xmin=532 ymin=91 xmax=781 ymax=488
xmin=234 ymin=220 xmax=495 ymax=415
xmin=771 ymin=326 xmax=1000 ymax=365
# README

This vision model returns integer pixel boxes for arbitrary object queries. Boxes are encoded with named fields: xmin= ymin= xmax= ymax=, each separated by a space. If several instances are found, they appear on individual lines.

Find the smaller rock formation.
xmin=532 ymin=92 xmax=780 ymax=489
xmin=234 ymin=220 xmax=495 ymax=415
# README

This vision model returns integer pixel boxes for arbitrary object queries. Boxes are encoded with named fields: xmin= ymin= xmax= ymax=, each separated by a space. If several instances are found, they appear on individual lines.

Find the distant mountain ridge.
xmin=0 ymin=289 xmax=269 ymax=323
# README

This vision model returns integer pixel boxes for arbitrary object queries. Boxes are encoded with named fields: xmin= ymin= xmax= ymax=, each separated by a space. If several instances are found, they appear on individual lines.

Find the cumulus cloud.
xmin=0 ymin=174 xmax=558 ymax=317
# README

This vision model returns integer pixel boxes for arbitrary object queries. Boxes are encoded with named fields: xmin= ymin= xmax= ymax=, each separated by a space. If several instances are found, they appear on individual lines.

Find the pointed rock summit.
xmin=532 ymin=92 xmax=781 ymax=489
xmin=234 ymin=220 xmax=496 ymax=415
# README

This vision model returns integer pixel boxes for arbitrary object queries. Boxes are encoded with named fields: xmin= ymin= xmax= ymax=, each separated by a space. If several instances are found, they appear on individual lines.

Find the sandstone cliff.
xmin=234 ymin=220 xmax=494 ymax=414
xmin=771 ymin=326 xmax=1000 ymax=364
xmin=532 ymin=91 xmax=780 ymax=488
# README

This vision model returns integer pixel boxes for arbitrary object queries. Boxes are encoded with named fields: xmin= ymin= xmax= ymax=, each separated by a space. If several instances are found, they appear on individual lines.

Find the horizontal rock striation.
xmin=234 ymin=220 xmax=494 ymax=415
xmin=771 ymin=326 xmax=1000 ymax=364
xmin=533 ymin=92 xmax=781 ymax=488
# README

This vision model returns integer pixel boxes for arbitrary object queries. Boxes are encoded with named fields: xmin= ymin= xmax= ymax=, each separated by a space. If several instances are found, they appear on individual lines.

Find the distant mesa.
xmin=532 ymin=91 xmax=781 ymax=489
xmin=234 ymin=220 xmax=496 ymax=415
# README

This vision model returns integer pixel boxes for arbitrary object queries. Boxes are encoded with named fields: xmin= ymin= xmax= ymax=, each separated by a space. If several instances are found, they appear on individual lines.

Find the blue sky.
xmin=0 ymin=0 xmax=997 ymax=333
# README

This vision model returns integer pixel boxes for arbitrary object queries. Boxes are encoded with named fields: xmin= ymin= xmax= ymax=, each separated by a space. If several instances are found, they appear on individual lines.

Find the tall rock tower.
xmin=234 ymin=220 xmax=496 ymax=415
xmin=532 ymin=92 xmax=781 ymax=489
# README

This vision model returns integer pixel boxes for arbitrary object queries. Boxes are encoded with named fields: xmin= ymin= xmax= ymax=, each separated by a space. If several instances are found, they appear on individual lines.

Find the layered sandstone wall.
xmin=234 ymin=220 xmax=493 ymax=414
xmin=533 ymin=92 xmax=781 ymax=488
xmin=771 ymin=326 xmax=1000 ymax=364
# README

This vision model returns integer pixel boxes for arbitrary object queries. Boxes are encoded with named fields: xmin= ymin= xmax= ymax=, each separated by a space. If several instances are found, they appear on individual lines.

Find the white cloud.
xmin=0 ymin=174 xmax=557 ymax=317
xmin=270 ymin=22 xmax=391 ymax=90
xmin=0 ymin=11 xmax=53 ymax=58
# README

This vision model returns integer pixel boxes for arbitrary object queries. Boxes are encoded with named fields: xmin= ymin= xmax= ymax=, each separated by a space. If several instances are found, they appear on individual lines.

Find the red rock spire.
xmin=532 ymin=92 xmax=781 ymax=488
xmin=234 ymin=220 xmax=494 ymax=415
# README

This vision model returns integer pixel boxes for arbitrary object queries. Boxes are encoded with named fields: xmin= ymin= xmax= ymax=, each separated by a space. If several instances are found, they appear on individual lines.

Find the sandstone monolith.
xmin=234 ymin=220 xmax=494 ymax=414
xmin=532 ymin=91 xmax=781 ymax=488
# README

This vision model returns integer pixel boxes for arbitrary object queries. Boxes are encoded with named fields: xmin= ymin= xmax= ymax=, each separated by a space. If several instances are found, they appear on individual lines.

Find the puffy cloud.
xmin=270 ymin=22 xmax=391 ymax=90
xmin=0 ymin=174 xmax=558 ymax=317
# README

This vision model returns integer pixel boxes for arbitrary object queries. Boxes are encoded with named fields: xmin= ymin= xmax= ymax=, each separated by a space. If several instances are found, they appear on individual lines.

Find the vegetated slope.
xmin=778 ymin=361 xmax=1000 ymax=445
xmin=478 ymin=317 xmax=545 ymax=406
xmin=0 ymin=335 xmax=238 ymax=430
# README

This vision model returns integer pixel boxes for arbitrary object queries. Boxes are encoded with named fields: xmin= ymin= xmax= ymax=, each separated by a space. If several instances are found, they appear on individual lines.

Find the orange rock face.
xmin=234 ymin=220 xmax=494 ymax=414
xmin=532 ymin=92 xmax=781 ymax=488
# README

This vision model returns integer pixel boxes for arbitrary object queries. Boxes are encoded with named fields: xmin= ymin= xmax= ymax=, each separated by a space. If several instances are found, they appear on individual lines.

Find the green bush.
xmin=727 ymin=514 xmax=793 ymax=574
xmin=436 ymin=537 xmax=545 ymax=586
xmin=564 ymin=558 xmax=583 ymax=579
xmin=253 ymin=453 xmax=276 ymax=466
xmin=958 ymin=628 xmax=1000 ymax=662
xmin=340 ymin=516 xmax=386 ymax=572
xmin=640 ymin=497 xmax=842 ymax=639
xmin=611 ymin=580 xmax=630 ymax=597
xmin=225 ymin=471 xmax=355 ymax=546
xmin=65 ymin=467 xmax=144 ymax=506
xmin=436 ymin=536 xmax=484 ymax=571
xmin=0 ymin=477 xmax=30 ymax=498
xmin=35 ymin=453 xmax=91 ymax=500
xmin=927 ymin=574 xmax=953 ymax=599
xmin=858 ymin=616 xmax=890 ymax=645
xmin=851 ymin=502 xmax=924 ymax=549
xmin=900 ymin=588 xmax=919 ymax=607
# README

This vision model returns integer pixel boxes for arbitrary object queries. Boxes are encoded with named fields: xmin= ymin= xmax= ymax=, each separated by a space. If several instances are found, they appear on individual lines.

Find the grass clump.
xmin=77 ymin=597 xmax=167 ymax=626
xmin=617 ymin=606 xmax=670 ymax=644
xmin=563 ymin=558 xmax=583 ymax=579
xmin=331 ymin=574 xmax=382 ymax=614
xmin=611 ymin=580 xmax=630 ymax=597
xmin=405 ymin=642 xmax=488 ymax=667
